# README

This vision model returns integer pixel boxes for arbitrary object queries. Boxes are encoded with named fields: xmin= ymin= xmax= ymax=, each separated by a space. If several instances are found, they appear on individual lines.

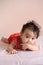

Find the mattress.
xmin=0 ymin=36 xmax=43 ymax=65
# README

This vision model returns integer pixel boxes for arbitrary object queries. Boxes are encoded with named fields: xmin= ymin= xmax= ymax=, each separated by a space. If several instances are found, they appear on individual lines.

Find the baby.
xmin=1 ymin=20 xmax=41 ymax=54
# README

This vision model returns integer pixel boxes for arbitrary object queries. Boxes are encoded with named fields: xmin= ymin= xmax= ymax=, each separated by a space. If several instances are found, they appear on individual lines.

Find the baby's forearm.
xmin=6 ymin=41 xmax=16 ymax=53
xmin=6 ymin=43 xmax=14 ymax=52
xmin=22 ymin=44 xmax=39 ymax=51
xmin=28 ymin=44 xmax=39 ymax=51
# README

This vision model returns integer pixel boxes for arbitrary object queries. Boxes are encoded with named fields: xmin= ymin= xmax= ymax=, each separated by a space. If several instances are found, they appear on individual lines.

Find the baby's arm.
xmin=27 ymin=44 xmax=39 ymax=51
xmin=6 ymin=41 xmax=17 ymax=54
xmin=22 ymin=44 xmax=39 ymax=51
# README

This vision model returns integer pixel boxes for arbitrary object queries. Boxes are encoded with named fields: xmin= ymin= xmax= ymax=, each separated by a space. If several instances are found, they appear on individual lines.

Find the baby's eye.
xmin=32 ymin=38 xmax=35 ymax=40
xmin=26 ymin=36 xmax=29 ymax=38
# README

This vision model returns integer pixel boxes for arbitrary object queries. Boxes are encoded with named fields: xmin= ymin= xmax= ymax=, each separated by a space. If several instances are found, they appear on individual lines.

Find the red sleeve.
xmin=8 ymin=33 xmax=21 ymax=44
xmin=8 ymin=34 xmax=14 ymax=43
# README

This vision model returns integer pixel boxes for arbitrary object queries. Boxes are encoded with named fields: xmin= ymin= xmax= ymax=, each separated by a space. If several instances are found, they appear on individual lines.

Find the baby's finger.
xmin=10 ymin=50 xmax=18 ymax=54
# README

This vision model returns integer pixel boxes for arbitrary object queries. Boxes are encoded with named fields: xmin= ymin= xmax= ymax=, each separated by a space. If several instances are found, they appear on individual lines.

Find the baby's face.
xmin=21 ymin=29 xmax=37 ymax=45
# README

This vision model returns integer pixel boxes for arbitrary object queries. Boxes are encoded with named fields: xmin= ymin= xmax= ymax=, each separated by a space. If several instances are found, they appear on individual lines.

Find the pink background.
xmin=0 ymin=0 xmax=43 ymax=38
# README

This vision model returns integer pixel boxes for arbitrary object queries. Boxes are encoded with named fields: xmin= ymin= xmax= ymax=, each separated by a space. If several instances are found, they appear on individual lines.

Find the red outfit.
xmin=8 ymin=33 xmax=22 ymax=50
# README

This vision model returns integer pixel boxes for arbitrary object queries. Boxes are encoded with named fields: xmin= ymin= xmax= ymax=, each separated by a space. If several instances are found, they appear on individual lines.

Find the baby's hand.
xmin=6 ymin=47 xmax=18 ymax=54
xmin=9 ymin=49 xmax=18 ymax=54
xmin=22 ymin=44 xmax=39 ymax=51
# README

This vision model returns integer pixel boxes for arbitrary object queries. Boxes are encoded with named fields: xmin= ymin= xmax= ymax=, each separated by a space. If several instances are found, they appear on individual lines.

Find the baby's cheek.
xmin=22 ymin=39 xmax=27 ymax=43
xmin=25 ymin=40 xmax=32 ymax=44
xmin=26 ymin=41 xmax=35 ymax=45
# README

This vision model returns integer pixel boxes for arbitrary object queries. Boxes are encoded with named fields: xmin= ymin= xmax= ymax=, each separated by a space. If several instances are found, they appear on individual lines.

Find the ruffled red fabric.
xmin=8 ymin=33 xmax=22 ymax=49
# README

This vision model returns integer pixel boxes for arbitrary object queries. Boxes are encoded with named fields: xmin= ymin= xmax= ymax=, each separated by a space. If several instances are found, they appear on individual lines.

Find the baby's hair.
xmin=21 ymin=20 xmax=41 ymax=38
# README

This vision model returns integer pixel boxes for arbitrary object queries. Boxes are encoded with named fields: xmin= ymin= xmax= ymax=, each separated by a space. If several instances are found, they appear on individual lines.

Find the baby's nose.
xmin=27 ymin=39 xmax=32 ymax=43
xmin=28 ymin=39 xmax=32 ymax=42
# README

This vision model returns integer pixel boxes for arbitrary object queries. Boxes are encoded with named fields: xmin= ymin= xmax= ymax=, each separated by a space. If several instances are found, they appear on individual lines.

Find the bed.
xmin=0 ymin=36 xmax=43 ymax=65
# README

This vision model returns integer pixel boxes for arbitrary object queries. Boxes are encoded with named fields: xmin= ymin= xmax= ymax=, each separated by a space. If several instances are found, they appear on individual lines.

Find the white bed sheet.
xmin=0 ymin=36 xmax=43 ymax=65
